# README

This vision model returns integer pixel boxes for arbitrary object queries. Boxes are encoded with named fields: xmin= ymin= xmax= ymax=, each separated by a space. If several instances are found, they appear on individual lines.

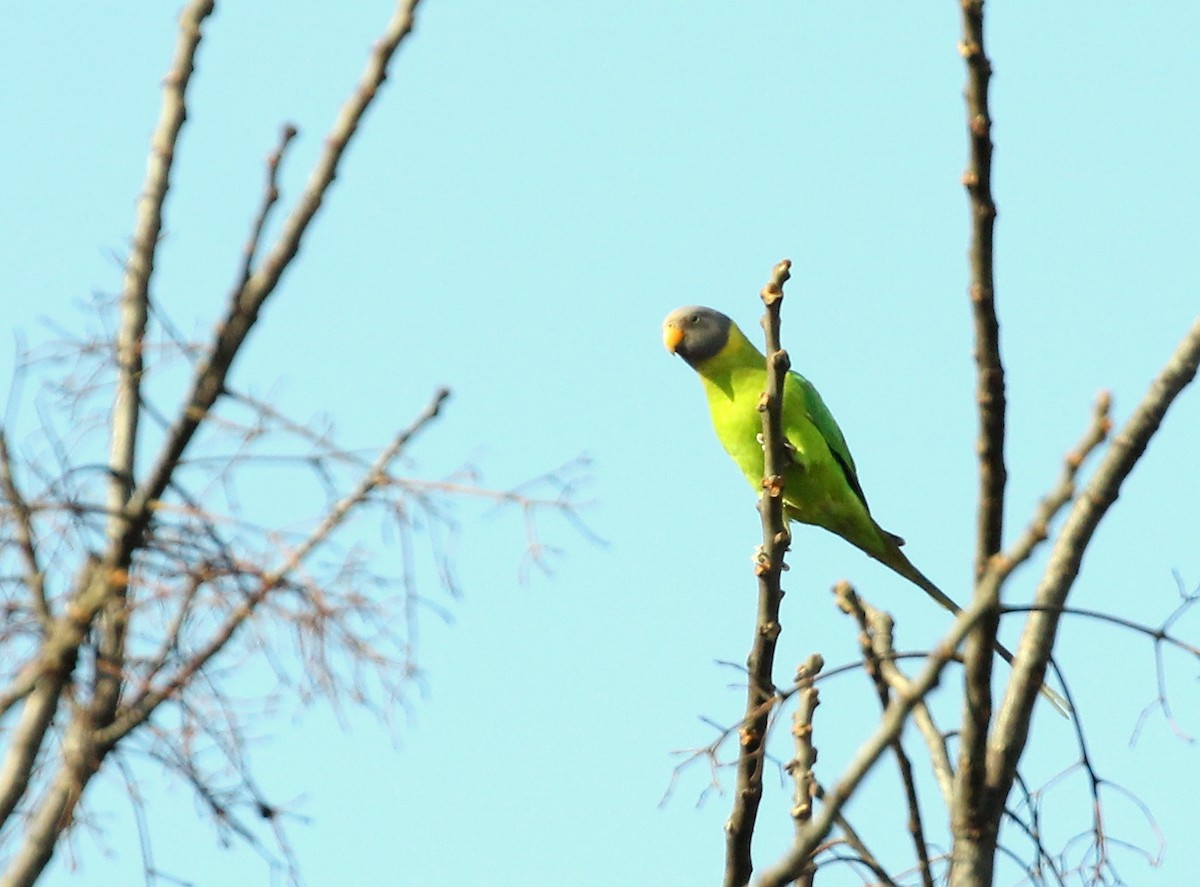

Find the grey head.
xmin=662 ymin=306 xmax=733 ymax=368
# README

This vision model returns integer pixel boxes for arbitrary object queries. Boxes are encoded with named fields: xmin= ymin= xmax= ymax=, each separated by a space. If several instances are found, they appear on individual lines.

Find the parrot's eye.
xmin=689 ymin=314 xmax=700 ymax=324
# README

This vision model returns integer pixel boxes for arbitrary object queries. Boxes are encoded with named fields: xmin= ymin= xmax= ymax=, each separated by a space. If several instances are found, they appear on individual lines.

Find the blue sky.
xmin=3 ymin=2 xmax=1198 ymax=885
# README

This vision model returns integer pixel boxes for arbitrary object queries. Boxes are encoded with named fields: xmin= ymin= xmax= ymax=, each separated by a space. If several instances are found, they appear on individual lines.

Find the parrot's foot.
xmin=756 ymin=433 xmax=799 ymax=466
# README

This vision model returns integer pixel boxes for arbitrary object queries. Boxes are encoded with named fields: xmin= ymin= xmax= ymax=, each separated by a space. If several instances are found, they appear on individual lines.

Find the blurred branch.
xmin=0 ymin=3 xmax=219 ymax=858
xmin=722 ymin=259 xmax=792 ymax=887
xmin=0 ymin=4 xmax=440 ymax=885
xmin=1 ymin=5 xmax=218 ymax=873
xmin=237 ymin=123 xmax=299 ymax=289
xmin=125 ymin=0 xmax=425 ymax=563
xmin=91 ymin=4 xmax=220 ymax=853
xmin=0 ymin=558 xmax=107 ymax=886
xmin=94 ymin=388 xmax=451 ymax=747
xmin=0 ymin=429 xmax=47 ymax=624
xmin=109 ymin=0 xmax=214 ymax=528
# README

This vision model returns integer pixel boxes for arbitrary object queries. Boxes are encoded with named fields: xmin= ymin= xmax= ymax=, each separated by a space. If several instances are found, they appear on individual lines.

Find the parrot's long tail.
xmin=874 ymin=541 xmax=1071 ymax=718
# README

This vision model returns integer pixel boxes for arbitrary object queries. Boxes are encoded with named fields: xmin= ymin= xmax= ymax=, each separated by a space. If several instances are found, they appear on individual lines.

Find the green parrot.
xmin=663 ymin=305 xmax=1066 ymax=713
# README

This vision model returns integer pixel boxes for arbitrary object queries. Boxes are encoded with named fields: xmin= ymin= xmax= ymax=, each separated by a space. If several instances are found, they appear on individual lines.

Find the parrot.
xmin=662 ymin=305 xmax=1067 ymax=715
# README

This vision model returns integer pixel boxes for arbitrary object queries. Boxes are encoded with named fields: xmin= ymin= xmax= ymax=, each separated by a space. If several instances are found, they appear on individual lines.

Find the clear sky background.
xmin=3 ymin=2 xmax=1198 ymax=885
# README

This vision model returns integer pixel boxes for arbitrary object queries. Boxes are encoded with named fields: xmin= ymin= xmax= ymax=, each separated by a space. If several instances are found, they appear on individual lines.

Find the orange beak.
xmin=663 ymin=324 xmax=684 ymax=354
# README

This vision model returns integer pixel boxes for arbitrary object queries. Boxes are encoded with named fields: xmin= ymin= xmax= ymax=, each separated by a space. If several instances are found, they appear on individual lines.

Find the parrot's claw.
xmin=755 ymin=433 xmax=799 ymax=468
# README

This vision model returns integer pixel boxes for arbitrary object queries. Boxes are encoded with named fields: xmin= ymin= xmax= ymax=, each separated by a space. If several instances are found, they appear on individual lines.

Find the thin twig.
xmin=94 ymin=388 xmax=450 ymax=746
xmin=237 ymin=124 xmax=299 ymax=289
xmin=996 ymin=392 xmax=1112 ymax=580
xmin=835 ymin=583 xmax=935 ymax=887
xmin=811 ymin=783 xmax=902 ymax=887
xmin=785 ymin=655 xmax=822 ymax=887
xmin=0 ymin=430 xmax=47 ymax=624
xmin=1002 ymin=602 xmax=1200 ymax=659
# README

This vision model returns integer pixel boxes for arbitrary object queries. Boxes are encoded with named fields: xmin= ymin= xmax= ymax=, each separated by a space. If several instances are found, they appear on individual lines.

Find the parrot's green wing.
xmin=785 ymin=370 xmax=905 ymax=547
xmin=788 ymin=371 xmax=866 ymax=507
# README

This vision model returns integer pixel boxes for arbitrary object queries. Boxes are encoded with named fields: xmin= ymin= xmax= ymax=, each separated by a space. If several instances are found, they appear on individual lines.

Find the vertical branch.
xmin=956 ymin=4 xmax=1005 ymax=883
xmin=109 ymin=0 xmax=215 ymax=541
xmin=722 ymin=259 xmax=793 ymax=887
xmin=961 ymin=0 xmax=1006 ymax=581
xmin=952 ymin=575 xmax=1002 ymax=886
xmin=96 ymin=0 xmax=217 ymax=762
xmin=787 ymin=654 xmax=822 ymax=887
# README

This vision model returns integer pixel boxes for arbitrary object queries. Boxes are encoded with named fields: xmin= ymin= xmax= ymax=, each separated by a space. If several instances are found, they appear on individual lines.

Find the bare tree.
xmin=669 ymin=4 xmax=1200 ymax=886
xmin=0 ymin=3 xmax=589 ymax=885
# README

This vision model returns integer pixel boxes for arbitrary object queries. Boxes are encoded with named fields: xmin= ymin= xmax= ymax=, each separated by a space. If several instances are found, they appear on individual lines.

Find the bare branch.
xmin=236 ymin=124 xmax=300 ymax=289
xmin=90 ymin=1 xmax=221 ymax=812
xmin=960 ymin=0 xmax=1005 ymax=582
xmin=0 ymin=429 xmax=47 ymax=624
xmin=785 ymin=654 xmax=821 ymax=887
xmin=1003 ymin=601 xmax=1200 ymax=661
xmin=954 ymin=567 xmax=1001 ymax=884
xmin=996 ymin=392 xmax=1112 ymax=580
xmin=723 ymin=259 xmax=793 ymax=887
xmin=989 ymin=315 xmax=1200 ymax=797
xmin=811 ymin=782 xmax=903 ymax=887
xmin=835 ymin=583 xmax=935 ymax=887
xmin=757 ymin=586 xmax=999 ymax=887
xmin=846 ymin=596 xmax=956 ymax=805
xmin=0 ymin=3 xmax=597 ymax=884
xmin=105 ymin=0 xmax=215 ymax=553
xmin=956 ymin=8 xmax=1008 ymax=877
xmin=0 ymin=557 xmax=103 ymax=834
xmin=109 ymin=0 xmax=214 ymax=527
xmin=94 ymin=388 xmax=450 ymax=746
xmin=123 ymin=0 xmax=426 ymax=563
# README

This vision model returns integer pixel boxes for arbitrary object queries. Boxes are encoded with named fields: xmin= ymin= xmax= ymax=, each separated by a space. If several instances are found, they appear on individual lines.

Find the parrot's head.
xmin=662 ymin=306 xmax=732 ymax=368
